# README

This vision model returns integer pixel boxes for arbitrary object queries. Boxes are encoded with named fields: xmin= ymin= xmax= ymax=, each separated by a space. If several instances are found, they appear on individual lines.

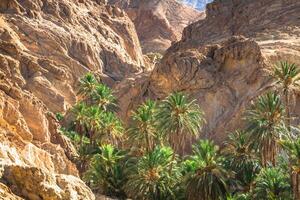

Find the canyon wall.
xmin=109 ymin=0 xmax=204 ymax=54
xmin=0 ymin=0 xmax=145 ymax=199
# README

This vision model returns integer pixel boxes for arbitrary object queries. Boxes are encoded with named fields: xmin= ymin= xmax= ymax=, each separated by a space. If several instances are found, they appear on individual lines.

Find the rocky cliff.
xmin=0 ymin=0 xmax=145 ymax=199
xmin=109 ymin=0 xmax=204 ymax=54
xmin=130 ymin=0 xmax=300 ymax=143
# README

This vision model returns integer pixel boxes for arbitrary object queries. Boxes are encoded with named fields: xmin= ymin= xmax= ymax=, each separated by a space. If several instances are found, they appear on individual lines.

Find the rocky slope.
xmin=109 ymin=0 xmax=204 ymax=54
xmin=0 ymin=0 xmax=145 ymax=199
xmin=128 ymin=0 xmax=300 ymax=143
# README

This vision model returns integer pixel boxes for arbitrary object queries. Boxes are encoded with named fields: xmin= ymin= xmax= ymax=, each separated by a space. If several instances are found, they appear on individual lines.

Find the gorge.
xmin=1 ymin=0 xmax=300 ymax=199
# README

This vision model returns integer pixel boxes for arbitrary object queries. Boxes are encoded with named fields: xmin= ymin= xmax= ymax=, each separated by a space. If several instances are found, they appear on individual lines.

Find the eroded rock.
xmin=3 ymin=165 xmax=94 ymax=200
xmin=109 ymin=0 xmax=204 ymax=53
xmin=126 ymin=0 xmax=300 ymax=143
xmin=0 ymin=0 xmax=146 ymax=198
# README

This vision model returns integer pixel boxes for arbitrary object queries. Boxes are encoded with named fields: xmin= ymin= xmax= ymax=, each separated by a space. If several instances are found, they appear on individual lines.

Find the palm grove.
xmin=58 ymin=61 xmax=300 ymax=200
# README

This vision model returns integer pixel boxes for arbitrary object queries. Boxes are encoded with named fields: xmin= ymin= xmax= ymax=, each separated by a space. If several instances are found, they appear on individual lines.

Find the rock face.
xmin=0 ymin=183 xmax=23 ymax=200
xmin=3 ymin=165 xmax=94 ymax=200
xmin=132 ymin=0 xmax=300 ymax=143
xmin=0 ymin=0 xmax=145 ymax=198
xmin=109 ymin=0 xmax=204 ymax=54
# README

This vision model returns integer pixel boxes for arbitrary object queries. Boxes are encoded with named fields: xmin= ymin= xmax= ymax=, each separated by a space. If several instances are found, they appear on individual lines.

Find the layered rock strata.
xmin=109 ymin=0 xmax=204 ymax=53
xmin=0 ymin=0 xmax=145 ymax=198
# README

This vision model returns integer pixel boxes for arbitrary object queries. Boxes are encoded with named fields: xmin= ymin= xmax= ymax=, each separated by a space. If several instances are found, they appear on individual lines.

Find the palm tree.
xmin=128 ymin=100 xmax=158 ymax=153
xmin=78 ymin=72 xmax=98 ymax=101
xmin=251 ymin=167 xmax=292 ymax=200
xmin=92 ymin=83 xmax=116 ymax=111
xmin=281 ymin=137 xmax=300 ymax=199
xmin=84 ymin=144 xmax=127 ymax=198
xmin=223 ymin=131 xmax=260 ymax=192
xmin=247 ymin=92 xmax=287 ymax=167
xmin=72 ymin=102 xmax=88 ymax=145
xmin=183 ymin=140 xmax=228 ymax=200
xmin=85 ymin=106 xmax=102 ymax=144
xmin=271 ymin=61 xmax=300 ymax=130
xmin=124 ymin=146 xmax=181 ymax=200
xmin=98 ymin=112 xmax=124 ymax=145
xmin=156 ymin=92 xmax=205 ymax=154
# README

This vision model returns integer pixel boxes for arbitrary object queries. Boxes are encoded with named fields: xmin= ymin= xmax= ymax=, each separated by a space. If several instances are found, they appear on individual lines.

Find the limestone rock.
xmin=109 ymin=0 xmax=204 ymax=53
xmin=128 ymin=0 xmax=300 ymax=143
xmin=0 ymin=0 xmax=145 ymax=113
xmin=0 ymin=183 xmax=23 ymax=200
xmin=0 ymin=0 xmax=146 ymax=198
xmin=3 ymin=165 xmax=95 ymax=200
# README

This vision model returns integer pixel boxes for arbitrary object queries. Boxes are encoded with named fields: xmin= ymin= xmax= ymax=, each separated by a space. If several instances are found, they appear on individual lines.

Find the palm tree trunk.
xmin=271 ymin=140 xmax=277 ymax=166
xmin=294 ymin=172 xmax=300 ymax=200
xmin=285 ymin=90 xmax=291 ymax=131
xmin=261 ymin=145 xmax=266 ymax=167
xmin=80 ymin=134 xmax=83 ymax=146
xmin=79 ymin=124 xmax=83 ymax=146
xmin=296 ymin=172 xmax=300 ymax=199
xmin=262 ymin=141 xmax=268 ymax=167
xmin=89 ymin=129 xmax=94 ymax=145
xmin=262 ymin=139 xmax=277 ymax=167
xmin=168 ymin=129 xmax=179 ymax=174
xmin=145 ymin=132 xmax=151 ymax=153
xmin=292 ymin=172 xmax=298 ymax=200
xmin=168 ymin=153 xmax=176 ymax=174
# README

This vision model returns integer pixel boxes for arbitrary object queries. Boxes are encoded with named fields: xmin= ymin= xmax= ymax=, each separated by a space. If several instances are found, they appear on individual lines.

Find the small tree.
xmin=271 ymin=61 xmax=300 ymax=130
xmin=183 ymin=140 xmax=228 ymax=200
xmin=156 ymin=92 xmax=204 ymax=169
xmin=128 ymin=100 xmax=158 ymax=153
xmin=98 ymin=111 xmax=124 ymax=145
xmin=84 ymin=144 xmax=127 ymax=198
xmin=281 ymin=137 xmax=300 ymax=200
xmin=156 ymin=92 xmax=205 ymax=174
xmin=78 ymin=72 xmax=98 ymax=101
xmin=85 ymin=106 xmax=102 ymax=145
xmin=223 ymin=131 xmax=260 ymax=192
xmin=72 ymin=102 xmax=88 ymax=145
xmin=124 ymin=146 xmax=181 ymax=200
xmin=92 ymin=84 xmax=116 ymax=111
xmin=251 ymin=167 xmax=292 ymax=200
xmin=247 ymin=92 xmax=287 ymax=167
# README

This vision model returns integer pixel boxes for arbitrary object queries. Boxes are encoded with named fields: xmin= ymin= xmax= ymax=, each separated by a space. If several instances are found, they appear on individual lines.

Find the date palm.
xmin=281 ymin=137 xmax=300 ymax=200
xmin=223 ymin=131 xmax=260 ymax=192
xmin=78 ymin=73 xmax=98 ymax=100
xmin=72 ymin=102 xmax=88 ymax=145
xmin=85 ymin=106 xmax=102 ymax=145
xmin=156 ymin=92 xmax=205 ymax=154
xmin=92 ymin=84 xmax=116 ymax=111
xmin=247 ymin=92 xmax=287 ymax=167
xmin=124 ymin=146 xmax=181 ymax=200
xmin=128 ymin=100 xmax=158 ymax=153
xmin=271 ymin=61 xmax=300 ymax=130
xmin=252 ymin=167 xmax=292 ymax=200
xmin=84 ymin=144 xmax=127 ymax=198
xmin=98 ymin=112 xmax=124 ymax=145
xmin=183 ymin=140 xmax=228 ymax=200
